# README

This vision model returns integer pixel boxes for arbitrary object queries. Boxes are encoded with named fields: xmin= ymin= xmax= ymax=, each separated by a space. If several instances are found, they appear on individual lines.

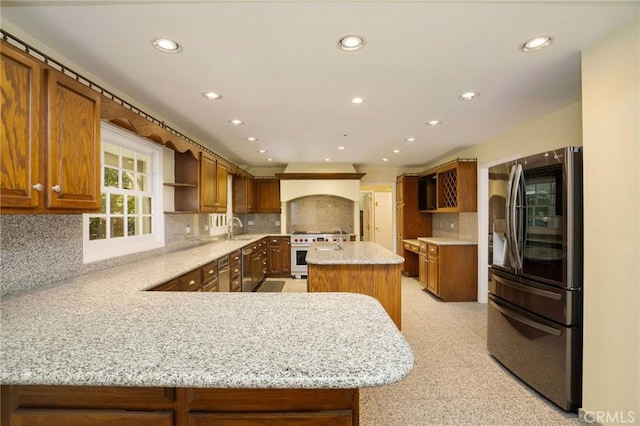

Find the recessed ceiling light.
xmin=338 ymin=146 xmax=345 ymax=150
xmin=381 ymin=158 xmax=389 ymax=162
xmin=229 ymin=119 xmax=243 ymax=125
xmin=324 ymin=158 xmax=331 ymax=162
xmin=406 ymin=137 xmax=416 ymax=142
xmin=458 ymin=92 xmax=479 ymax=101
xmin=392 ymin=149 xmax=400 ymax=154
xmin=338 ymin=35 xmax=365 ymax=51
xmin=267 ymin=158 xmax=273 ymax=162
xmin=258 ymin=149 xmax=267 ymax=154
xmin=247 ymin=137 xmax=258 ymax=142
xmin=426 ymin=120 xmax=441 ymax=126
xmin=521 ymin=36 xmax=554 ymax=52
xmin=152 ymin=38 xmax=181 ymax=53
xmin=351 ymin=97 xmax=364 ymax=104
xmin=202 ymin=91 xmax=222 ymax=100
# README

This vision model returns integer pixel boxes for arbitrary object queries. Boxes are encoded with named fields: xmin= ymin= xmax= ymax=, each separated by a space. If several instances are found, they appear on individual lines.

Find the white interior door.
xmin=374 ymin=192 xmax=393 ymax=250
xmin=362 ymin=192 xmax=373 ymax=241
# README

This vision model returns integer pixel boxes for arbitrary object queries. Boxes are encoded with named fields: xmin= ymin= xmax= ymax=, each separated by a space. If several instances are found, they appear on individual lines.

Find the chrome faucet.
xmin=228 ymin=217 xmax=243 ymax=240
xmin=331 ymin=227 xmax=344 ymax=250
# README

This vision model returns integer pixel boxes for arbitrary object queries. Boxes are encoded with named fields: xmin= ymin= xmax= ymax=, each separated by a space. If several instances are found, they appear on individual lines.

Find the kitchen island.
xmin=0 ymin=238 xmax=413 ymax=425
xmin=306 ymin=241 xmax=404 ymax=329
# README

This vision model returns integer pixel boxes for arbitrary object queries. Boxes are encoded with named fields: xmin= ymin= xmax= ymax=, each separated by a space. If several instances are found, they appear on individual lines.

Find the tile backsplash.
xmin=431 ymin=212 xmax=478 ymax=242
xmin=286 ymin=195 xmax=355 ymax=234
xmin=1 ymin=213 xmax=218 ymax=296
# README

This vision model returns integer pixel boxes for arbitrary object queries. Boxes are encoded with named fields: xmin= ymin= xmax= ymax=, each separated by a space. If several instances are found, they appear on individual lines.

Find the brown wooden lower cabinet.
xmin=307 ymin=263 xmax=402 ymax=329
xmin=1 ymin=386 xmax=359 ymax=426
xmin=10 ymin=409 xmax=173 ymax=426
xmin=188 ymin=411 xmax=352 ymax=426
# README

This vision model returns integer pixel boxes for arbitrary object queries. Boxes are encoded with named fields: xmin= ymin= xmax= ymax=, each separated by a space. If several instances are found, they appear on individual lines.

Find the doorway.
xmin=360 ymin=185 xmax=394 ymax=251
xmin=360 ymin=192 xmax=373 ymax=241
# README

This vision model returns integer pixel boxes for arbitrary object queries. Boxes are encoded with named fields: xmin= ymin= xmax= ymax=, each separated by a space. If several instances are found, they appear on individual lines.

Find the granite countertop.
xmin=306 ymin=241 xmax=404 ymax=265
xmin=416 ymin=237 xmax=478 ymax=246
xmin=0 ymin=236 xmax=414 ymax=390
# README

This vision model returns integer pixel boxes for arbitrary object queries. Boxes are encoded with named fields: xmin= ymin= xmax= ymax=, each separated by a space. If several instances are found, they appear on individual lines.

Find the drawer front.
xmin=428 ymin=244 xmax=439 ymax=256
xmin=201 ymin=261 xmax=218 ymax=284
xmin=179 ymin=269 xmax=202 ymax=292
xmin=149 ymin=279 xmax=179 ymax=291
xmin=201 ymin=279 xmax=219 ymax=292
xmin=419 ymin=241 xmax=428 ymax=253
xmin=231 ymin=265 xmax=241 ymax=281
xmin=230 ymin=277 xmax=241 ymax=292
xmin=403 ymin=242 xmax=419 ymax=254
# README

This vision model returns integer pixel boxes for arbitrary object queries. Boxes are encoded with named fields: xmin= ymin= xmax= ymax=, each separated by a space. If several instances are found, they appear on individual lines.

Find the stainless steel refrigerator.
xmin=487 ymin=146 xmax=583 ymax=412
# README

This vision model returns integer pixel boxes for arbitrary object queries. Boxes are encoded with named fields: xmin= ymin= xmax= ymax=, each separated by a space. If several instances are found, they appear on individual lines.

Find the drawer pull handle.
xmin=189 ymin=280 xmax=196 ymax=285
xmin=52 ymin=185 xmax=61 ymax=193
xmin=32 ymin=183 xmax=43 ymax=191
xmin=208 ymin=269 xmax=214 ymax=274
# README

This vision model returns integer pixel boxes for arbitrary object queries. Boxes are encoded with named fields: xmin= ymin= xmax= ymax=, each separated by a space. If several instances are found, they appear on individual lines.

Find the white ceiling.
xmin=2 ymin=1 xmax=638 ymax=168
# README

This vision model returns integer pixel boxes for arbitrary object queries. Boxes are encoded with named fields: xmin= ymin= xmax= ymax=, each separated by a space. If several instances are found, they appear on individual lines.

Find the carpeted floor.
xmin=256 ymin=280 xmax=285 ymax=292
xmin=280 ymin=276 xmax=580 ymax=425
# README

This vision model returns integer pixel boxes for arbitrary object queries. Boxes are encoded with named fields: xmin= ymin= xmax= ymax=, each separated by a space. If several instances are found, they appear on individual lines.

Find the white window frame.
xmin=83 ymin=122 xmax=164 ymax=263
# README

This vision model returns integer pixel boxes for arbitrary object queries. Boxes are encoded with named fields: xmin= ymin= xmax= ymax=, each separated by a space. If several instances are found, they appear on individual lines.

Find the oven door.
xmin=290 ymin=246 xmax=308 ymax=275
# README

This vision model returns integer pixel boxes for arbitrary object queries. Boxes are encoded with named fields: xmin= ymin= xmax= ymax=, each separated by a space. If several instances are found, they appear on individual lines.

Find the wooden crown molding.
xmin=275 ymin=173 xmax=366 ymax=180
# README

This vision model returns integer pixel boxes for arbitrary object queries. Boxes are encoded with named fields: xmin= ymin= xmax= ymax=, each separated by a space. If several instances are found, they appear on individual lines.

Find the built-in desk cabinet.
xmin=418 ymin=241 xmax=477 ymax=301
xmin=1 ymin=41 xmax=101 ymax=213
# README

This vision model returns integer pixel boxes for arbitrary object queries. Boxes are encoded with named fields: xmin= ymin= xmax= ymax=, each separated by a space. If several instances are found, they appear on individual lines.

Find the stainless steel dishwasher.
xmin=217 ymin=255 xmax=230 ymax=292
xmin=241 ymin=247 xmax=253 ymax=292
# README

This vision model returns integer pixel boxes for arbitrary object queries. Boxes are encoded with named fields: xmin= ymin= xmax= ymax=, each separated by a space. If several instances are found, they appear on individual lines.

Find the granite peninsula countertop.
xmin=0 ymin=235 xmax=414 ymax=390
xmin=306 ymin=241 xmax=404 ymax=265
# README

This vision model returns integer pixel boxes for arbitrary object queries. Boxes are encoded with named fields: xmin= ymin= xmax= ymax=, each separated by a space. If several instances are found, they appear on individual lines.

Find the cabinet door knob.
xmin=32 ymin=183 xmax=43 ymax=191
xmin=189 ymin=280 xmax=196 ymax=285
xmin=51 ymin=185 xmax=62 ymax=193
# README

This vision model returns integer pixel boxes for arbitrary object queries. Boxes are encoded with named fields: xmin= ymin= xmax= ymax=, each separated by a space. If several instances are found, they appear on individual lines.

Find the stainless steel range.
xmin=290 ymin=231 xmax=345 ymax=279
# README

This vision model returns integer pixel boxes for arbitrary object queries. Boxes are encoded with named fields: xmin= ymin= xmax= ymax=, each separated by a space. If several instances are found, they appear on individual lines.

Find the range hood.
xmin=276 ymin=163 xmax=365 ymax=202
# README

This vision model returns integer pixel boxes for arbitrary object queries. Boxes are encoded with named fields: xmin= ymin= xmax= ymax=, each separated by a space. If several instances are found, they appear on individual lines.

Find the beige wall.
xmin=423 ymin=101 xmax=583 ymax=169
xmin=581 ymin=16 xmax=640 ymax=424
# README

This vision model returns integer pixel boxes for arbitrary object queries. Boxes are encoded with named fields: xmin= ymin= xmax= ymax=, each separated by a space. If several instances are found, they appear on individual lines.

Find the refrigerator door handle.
xmin=490 ymin=299 xmax=562 ymax=336
xmin=514 ymin=164 xmax=526 ymax=271
xmin=506 ymin=165 xmax=517 ymax=269
xmin=493 ymin=274 xmax=562 ymax=300
xmin=507 ymin=164 xmax=524 ymax=270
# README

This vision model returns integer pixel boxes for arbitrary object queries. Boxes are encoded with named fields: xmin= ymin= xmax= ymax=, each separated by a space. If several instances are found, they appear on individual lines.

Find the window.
xmin=83 ymin=122 xmax=164 ymax=263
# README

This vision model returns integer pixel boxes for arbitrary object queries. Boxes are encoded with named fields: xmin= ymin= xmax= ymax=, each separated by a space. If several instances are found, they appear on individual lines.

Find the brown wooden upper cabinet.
xmin=232 ymin=174 xmax=255 ymax=214
xmin=215 ymin=160 xmax=228 ymax=213
xmin=1 ymin=42 xmax=101 ymax=213
xmin=199 ymin=152 xmax=216 ymax=213
xmin=199 ymin=153 xmax=228 ymax=214
xmin=418 ymin=159 xmax=477 ymax=213
xmin=255 ymin=178 xmax=281 ymax=213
